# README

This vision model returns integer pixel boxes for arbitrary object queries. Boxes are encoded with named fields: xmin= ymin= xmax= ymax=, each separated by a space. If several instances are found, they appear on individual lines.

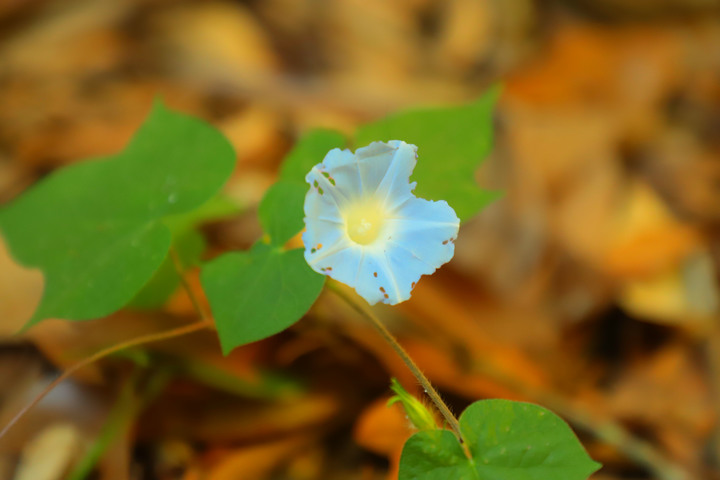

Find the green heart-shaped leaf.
xmin=258 ymin=181 xmax=307 ymax=247
xmin=201 ymin=245 xmax=325 ymax=354
xmin=0 ymin=101 xmax=236 ymax=328
xmin=399 ymin=400 xmax=601 ymax=480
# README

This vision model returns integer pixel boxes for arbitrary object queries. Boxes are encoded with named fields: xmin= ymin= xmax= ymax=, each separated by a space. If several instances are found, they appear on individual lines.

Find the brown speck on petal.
xmin=384 ymin=293 xmax=389 ymax=299
xmin=379 ymin=287 xmax=386 ymax=292
xmin=373 ymin=272 xmax=378 ymax=277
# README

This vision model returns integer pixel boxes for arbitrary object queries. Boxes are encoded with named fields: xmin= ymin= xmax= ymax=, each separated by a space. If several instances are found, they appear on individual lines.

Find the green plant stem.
xmin=0 ymin=319 xmax=211 ymax=440
xmin=0 ymin=249 xmax=213 ymax=441
xmin=67 ymin=372 xmax=139 ymax=480
xmin=169 ymin=246 xmax=212 ymax=323
xmin=66 ymin=368 xmax=171 ymax=480
xmin=327 ymin=282 xmax=466 ymax=447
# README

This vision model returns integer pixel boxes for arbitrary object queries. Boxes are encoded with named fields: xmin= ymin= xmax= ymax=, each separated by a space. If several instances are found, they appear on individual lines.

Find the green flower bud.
xmin=387 ymin=378 xmax=439 ymax=431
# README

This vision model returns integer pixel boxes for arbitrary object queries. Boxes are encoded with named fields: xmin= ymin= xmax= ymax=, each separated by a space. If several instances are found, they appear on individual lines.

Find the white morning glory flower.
xmin=302 ymin=140 xmax=460 ymax=305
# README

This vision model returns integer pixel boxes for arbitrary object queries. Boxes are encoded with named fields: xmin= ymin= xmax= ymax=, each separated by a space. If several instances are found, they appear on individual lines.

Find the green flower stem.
xmin=327 ymin=282 xmax=467 ymax=450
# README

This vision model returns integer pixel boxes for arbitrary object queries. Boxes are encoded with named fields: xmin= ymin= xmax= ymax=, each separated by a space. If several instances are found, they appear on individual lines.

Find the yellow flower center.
xmin=344 ymin=200 xmax=386 ymax=245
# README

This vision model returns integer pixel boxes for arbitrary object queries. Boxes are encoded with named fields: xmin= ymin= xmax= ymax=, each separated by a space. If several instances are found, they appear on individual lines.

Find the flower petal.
xmin=350 ymin=251 xmax=390 ymax=304
xmin=353 ymin=142 xmax=401 ymax=196
xmin=318 ymin=147 xmax=364 ymax=200
xmin=302 ymin=215 xmax=345 ymax=256
xmin=389 ymin=196 xmax=460 ymax=232
xmin=304 ymin=176 xmax=343 ymax=224
xmin=305 ymin=149 xmax=356 ymax=208
xmin=374 ymin=141 xmax=418 ymax=210
xmin=304 ymin=236 xmax=363 ymax=285
xmin=386 ymin=197 xmax=459 ymax=268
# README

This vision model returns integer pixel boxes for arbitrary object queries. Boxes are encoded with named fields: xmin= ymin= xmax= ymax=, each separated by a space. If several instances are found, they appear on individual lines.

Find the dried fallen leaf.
xmin=206 ymin=437 xmax=311 ymax=480
xmin=354 ymin=396 xmax=413 ymax=479
xmin=0 ymin=235 xmax=43 ymax=338
xmin=13 ymin=423 xmax=82 ymax=480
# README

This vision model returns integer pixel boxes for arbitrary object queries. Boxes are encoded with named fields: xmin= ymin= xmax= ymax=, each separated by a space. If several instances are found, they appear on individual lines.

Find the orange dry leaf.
xmin=506 ymin=23 xmax=682 ymax=108
xmin=0 ymin=235 xmax=43 ymax=337
xmin=354 ymin=396 xmax=414 ymax=479
xmin=618 ymin=251 xmax=719 ymax=325
xmin=603 ymin=181 xmax=701 ymax=280
xmin=206 ymin=437 xmax=311 ymax=480
xmin=12 ymin=423 xmax=82 ymax=480
xmin=605 ymin=341 xmax=715 ymax=468
xmin=399 ymin=279 xmax=550 ymax=393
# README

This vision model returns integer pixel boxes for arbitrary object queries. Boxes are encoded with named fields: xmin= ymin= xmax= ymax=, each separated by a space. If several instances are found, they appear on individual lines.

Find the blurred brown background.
xmin=1 ymin=0 xmax=720 ymax=479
